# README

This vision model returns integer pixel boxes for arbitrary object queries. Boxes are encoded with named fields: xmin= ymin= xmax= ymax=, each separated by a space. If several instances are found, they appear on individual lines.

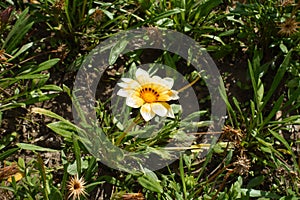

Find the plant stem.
xmin=177 ymin=74 xmax=201 ymax=93
xmin=81 ymin=0 xmax=88 ymax=22
xmin=115 ymin=115 xmax=143 ymax=146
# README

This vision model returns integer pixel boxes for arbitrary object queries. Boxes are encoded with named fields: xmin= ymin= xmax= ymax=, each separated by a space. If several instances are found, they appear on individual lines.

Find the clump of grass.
xmin=0 ymin=0 xmax=299 ymax=199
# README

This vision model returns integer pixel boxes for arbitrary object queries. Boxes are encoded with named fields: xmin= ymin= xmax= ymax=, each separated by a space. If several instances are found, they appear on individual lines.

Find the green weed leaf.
xmin=109 ymin=39 xmax=128 ymax=65
xmin=138 ymin=173 xmax=163 ymax=193
xmin=17 ymin=143 xmax=58 ymax=152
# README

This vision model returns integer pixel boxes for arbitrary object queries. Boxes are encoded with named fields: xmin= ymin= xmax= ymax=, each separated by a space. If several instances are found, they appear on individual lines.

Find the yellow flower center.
xmin=140 ymin=87 xmax=159 ymax=103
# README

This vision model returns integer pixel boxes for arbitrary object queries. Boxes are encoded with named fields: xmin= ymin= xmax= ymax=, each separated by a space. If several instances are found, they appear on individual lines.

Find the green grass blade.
xmin=179 ymin=155 xmax=187 ymax=199
xmin=2 ymin=7 xmax=30 ymax=49
xmin=72 ymin=134 xmax=82 ymax=177
xmin=17 ymin=143 xmax=58 ymax=152
xmin=219 ymin=82 xmax=237 ymax=127
xmin=0 ymin=147 xmax=19 ymax=161
xmin=248 ymin=60 xmax=258 ymax=106
xmin=29 ymin=58 xmax=60 ymax=74
xmin=36 ymin=154 xmax=49 ymax=200
xmin=261 ymin=51 xmax=291 ymax=111
xmin=269 ymin=129 xmax=300 ymax=173
xmin=138 ymin=173 xmax=163 ymax=193
xmin=5 ymin=22 xmax=34 ymax=53
xmin=7 ymin=42 xmax=33 ymax=62
xmin=260 ymin=95 xmax=284 ymax=130
xmin=195 ymin=0 xmax=222 ymax=20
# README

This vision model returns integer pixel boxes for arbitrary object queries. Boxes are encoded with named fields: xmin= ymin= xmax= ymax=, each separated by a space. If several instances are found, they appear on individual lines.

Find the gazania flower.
xmin=278 ymin=18 xmax=300 ymax=36
xmin=67 ymin=175 xmax=88 ymax=200
xmin=117 ymin=68 xmax=179 ymax=121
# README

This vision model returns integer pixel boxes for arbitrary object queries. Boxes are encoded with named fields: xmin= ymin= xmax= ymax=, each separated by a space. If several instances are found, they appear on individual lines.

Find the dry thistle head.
xmin=0 ymin=6 xmax=13 ymax=27
xmin=221 ymin=125 xmax=244 ymax=146
xmin=67 ymin=175 xmax=88 ymax=200
xmin=233 ymin=154 xmax=251 ymax=175
xmin=0 ymin=49 xmax=7 ymax=62
xmin=280 ymin=0 xmax=295 ymax=6
xmin=278 ymin=18 xmax=300 ymax=36
xmin=91 ymin=9 xmax=104 ymax=23
xmin=53 ymin=0 xmax=65 ymax=11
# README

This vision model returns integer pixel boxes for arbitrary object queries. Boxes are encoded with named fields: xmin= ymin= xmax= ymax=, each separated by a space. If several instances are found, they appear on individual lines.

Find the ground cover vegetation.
xmin=0 ymin=0 xmax=299 ymax=199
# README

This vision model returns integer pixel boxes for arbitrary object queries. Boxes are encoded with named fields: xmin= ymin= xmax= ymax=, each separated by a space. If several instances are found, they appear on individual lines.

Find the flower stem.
xmin=116 ymin=115 xmax=143 ymax=146
xmin=177 ymin=74 xmax=201 ymax=93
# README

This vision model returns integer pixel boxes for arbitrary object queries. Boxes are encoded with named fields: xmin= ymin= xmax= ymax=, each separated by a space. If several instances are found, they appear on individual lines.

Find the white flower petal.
xmin=118 ymin=79 xmax=140 ymax=89
xmin=126 ymin=95 xmax=144 ymax=108
xmin=152 ymin=76 xmax=174 ymax=89
xmin=151 ymin=102 xmax=168 ymax=117
xmin=140 ymin=103 xmax=155 ymax=121
xmin=117 ymin=89 xmax=132 ymax=97
xmin=117 ymin=82 xmax=130 ymax=88
xmin=136 ymin=68 xmax=149 ymax=77
xmin=121 ymin=78 xmax=135 ymax=83
xmin=163 ymin=77 xmax=174 ymax=89
xmin=166 ymin=105 xmax=175 ymax=118
xmin=158 ymin=90 xmax=179 ymax=101
xmin=152 ymin=76 xmax=163 ymax=83
xmin=169 ymin=90 xmax=179 ymax=100
xmin=136 ymin=68 xmax=151 ymax=84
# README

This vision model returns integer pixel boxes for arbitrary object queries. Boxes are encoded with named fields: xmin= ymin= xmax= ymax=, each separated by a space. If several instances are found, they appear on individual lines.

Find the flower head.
xmin=67 ymin=175 xmax=88 ymax=200
xmin=117 ymin=68 xmax=179 ymax=121
xmin=278 ymin=18 xmax=300 ymax=36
